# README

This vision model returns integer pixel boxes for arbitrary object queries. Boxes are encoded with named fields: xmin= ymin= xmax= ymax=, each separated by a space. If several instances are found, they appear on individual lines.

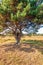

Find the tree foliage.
xmin=0 ymin=0 xmax=43 ymax=28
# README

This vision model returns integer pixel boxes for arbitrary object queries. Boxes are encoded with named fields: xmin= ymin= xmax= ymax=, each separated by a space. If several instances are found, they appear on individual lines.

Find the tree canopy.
xmin=0 ymin=0 xmax=43 ymax=28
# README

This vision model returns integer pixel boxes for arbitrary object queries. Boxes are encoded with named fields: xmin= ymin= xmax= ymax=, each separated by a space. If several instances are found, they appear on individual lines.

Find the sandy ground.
xmin=0 ymin=36 xmax=43 ymax=65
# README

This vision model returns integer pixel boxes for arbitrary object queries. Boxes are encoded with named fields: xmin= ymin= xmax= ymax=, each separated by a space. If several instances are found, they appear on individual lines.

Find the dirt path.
xmin=0 ymin=43 xmax=43 ymax=65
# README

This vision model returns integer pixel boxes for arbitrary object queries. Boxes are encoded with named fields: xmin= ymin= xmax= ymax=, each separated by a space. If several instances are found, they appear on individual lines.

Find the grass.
xmin=0 ymin=36 xmax=43 ymax=65
xmin=22 ymin=40 xmax=43 ymax=54
xmin=0 ymin=36 xmax=43 ymax=52
xmin=22 ymin=40 xmax=43 ymax=47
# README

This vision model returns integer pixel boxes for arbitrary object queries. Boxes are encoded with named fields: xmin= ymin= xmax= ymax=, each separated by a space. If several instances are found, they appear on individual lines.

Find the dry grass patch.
xmin=0 ymin=36 xmax=43 ymax=65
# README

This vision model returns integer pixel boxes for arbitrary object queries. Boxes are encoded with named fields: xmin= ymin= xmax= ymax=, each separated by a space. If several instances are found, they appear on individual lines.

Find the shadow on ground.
xmin=1 ymin=42 xmax=43 ymax=54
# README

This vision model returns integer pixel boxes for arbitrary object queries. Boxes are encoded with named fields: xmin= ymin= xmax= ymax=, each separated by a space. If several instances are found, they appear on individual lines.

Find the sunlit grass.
xmin=22 ymin=40 xmax=43 ymax=46
xmin=0 ymin=36 xmax=43 ymax=65
xmin=0 ymin=35 xmax=43 ymax=44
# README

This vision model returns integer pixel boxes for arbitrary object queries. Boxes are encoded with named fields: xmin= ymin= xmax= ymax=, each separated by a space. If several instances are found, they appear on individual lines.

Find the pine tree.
xmin=0 ymin=0 xmax=43 ymax=44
